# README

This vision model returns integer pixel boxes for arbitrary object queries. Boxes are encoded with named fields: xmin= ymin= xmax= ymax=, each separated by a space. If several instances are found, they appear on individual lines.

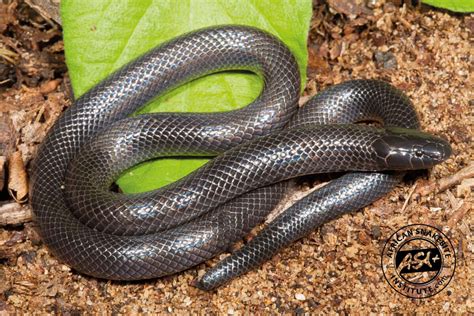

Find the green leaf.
xmin=61 ymin=0 xmax=312 ymax=193
xmin=422 ymin=0 xmax=473 ymax=12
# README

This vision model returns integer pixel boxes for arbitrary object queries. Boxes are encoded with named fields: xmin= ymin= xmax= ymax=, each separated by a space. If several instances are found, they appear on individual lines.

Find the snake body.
xmin=31 ymin=25 xmax=451 ymax=289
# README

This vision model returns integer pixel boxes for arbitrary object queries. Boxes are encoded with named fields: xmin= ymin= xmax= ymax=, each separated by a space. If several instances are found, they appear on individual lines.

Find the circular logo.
xmin=381 ymin=224 xmax=456 ymax=299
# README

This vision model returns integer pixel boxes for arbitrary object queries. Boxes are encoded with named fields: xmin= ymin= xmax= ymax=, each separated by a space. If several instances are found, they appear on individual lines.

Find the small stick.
xmin=416 ymin=163 xmax=474 ymax=196
xmin=401 ymin=183 xmax=417 ymax=213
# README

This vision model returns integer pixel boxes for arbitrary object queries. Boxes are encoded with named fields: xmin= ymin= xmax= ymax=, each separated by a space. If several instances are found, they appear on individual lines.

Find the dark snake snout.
xmin=373 ymin=127 xmax=452 ymax=170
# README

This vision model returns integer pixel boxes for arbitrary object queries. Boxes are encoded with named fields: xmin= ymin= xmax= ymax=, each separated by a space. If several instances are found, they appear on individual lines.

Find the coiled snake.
xmin=31 ymin=25 xmax=451 ymax=290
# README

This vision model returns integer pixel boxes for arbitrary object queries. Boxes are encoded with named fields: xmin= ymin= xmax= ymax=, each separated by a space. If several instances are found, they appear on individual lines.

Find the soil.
xmin=0 ymin=0 xmax=472 ymax=314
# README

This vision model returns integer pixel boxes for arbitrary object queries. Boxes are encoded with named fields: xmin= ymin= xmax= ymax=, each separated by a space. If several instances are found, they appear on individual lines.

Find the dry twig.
xmin=416 ymin=163 xmax=474 ymax=196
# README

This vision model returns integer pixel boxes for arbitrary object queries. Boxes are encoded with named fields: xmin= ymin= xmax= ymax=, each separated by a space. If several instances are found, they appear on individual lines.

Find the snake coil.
xmin=31 ymin=25 xmax=451 ymax=290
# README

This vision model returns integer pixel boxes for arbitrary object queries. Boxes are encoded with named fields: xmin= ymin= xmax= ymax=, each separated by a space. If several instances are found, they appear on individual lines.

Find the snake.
xmin=30 ymin=25 xmax=451 ymax=290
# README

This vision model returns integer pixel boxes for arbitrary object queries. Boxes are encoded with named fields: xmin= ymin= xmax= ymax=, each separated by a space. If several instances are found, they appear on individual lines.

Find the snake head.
xmin=373 ymin=127 xmax=452 ymax=170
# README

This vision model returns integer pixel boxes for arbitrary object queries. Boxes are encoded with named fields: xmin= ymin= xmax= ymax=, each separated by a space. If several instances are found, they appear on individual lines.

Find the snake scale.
xmin=30 ymin=25 xmax=451 ymax=290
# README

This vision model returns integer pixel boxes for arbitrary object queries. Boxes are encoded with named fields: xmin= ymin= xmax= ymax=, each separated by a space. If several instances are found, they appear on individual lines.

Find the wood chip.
xmin=39 ymin=79 xmax=61 ymax=94
xmin=24 ymin=0 xmax=61 ymax=25
xmin=0 ymin=111 xmax=15 ymax=156
xmin=295 ymin=293 xmax=306 ymax=301
xmin=457 ymin=178 xmax=474 ymax=198
xmin=327 ymin=0 xmax=371 ymax=17
xmin=0 ymin=202 xmax=32 ymax=225
xmin=447 ymin=201 xmax=471 ymax=228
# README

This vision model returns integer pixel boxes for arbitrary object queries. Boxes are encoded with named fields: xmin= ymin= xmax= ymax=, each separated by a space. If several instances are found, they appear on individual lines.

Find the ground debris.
xmin=0 ymin=202 xmax=31 ymax=225
xmin=0 ymin=0 xmax=64 ymax=90
xmin=24 ymin=0 xmax=61 ymax=25
xmin=327 ymin=0 xmax=372 ymax=17
xmin=416 ymin=163 xmax=474 ymax=197
xmin=7 ymin=151 xmax=28 ymax=202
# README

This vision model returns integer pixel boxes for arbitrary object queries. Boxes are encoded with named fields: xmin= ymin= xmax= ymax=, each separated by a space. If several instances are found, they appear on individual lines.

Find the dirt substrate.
xmin=0 ymin=1 xmax=472 ymax=314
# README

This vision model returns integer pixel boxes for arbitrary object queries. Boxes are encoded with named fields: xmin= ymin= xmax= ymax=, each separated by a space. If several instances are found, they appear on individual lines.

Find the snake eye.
xmin=415 ymin=149 xmax=423 ymax=158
